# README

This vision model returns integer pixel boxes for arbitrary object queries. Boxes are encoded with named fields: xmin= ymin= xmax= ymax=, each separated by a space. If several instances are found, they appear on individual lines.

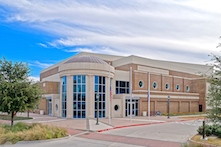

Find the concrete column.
xmin=66 ymin=75 xmax=73 ymax=118
xmin=86 ymin=75 xmax=94 ymax=119
xmin=122 ymin=96 xmax=126 ymax=117
xmin=59 ymin=77 xmax=62 ymax=117
xmin=183 ymin=78 xmax=185 ymax=92
xmin=105 ymin=77 xmax=110 ymax=118
xmin=161 ymin=74 xmax=163 ymax=91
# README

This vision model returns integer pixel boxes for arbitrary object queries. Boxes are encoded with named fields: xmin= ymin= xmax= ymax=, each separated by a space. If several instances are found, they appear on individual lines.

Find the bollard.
xmin=202 ymin=120 xmax=205 ymax=139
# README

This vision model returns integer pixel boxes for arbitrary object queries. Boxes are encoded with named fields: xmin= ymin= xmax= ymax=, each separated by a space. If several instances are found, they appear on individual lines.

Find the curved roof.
xmin=65 ymin=56 xmax=108 ymax=65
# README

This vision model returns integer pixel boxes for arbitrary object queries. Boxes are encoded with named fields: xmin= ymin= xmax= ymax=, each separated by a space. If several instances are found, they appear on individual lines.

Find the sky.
xmin=0 ymin=0 xmax=221 ymax=81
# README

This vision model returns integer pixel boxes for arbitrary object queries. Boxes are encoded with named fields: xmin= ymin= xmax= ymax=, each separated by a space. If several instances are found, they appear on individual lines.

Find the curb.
xmin=188 ymin=137 xmax=218 ymax=147
xmin=98 ymin=118 xmax=206 ymax=133
xmin=15 ymin=135 xmax=71 ymax=145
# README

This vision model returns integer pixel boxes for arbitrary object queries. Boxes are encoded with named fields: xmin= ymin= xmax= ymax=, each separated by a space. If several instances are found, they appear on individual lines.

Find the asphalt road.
xmin=101 ymin=119 xmax=203 ymax=143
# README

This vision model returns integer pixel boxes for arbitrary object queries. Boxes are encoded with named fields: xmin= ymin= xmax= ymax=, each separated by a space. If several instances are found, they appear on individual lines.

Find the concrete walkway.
xmin=0 ymin=113 xmax=204 ymax=132
xmin=0 ymin=113 xmax=206 ymax=147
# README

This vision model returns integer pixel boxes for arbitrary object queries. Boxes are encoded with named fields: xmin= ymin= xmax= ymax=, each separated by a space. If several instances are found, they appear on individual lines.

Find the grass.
xmin=162 ymin=112 xmax=205 ymax=116
xmin=191 ymin=135 xmax=221 ymax=146
xmin=0 ymin=115 xmax=32 ymax=121
xmin=0 ymin=122 xmax=67 ymax=144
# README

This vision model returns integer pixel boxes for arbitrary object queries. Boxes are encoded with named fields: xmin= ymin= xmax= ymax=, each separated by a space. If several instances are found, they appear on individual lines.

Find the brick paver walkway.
xmin=79 ymin=132 xmax=182 ymax=147
xmin=67 ymin=128 xmax=83 ymax=135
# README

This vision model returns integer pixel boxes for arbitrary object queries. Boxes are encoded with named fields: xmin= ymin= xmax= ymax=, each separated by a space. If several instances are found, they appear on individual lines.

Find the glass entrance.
xmin=127 ymin=102 xmax=135 ymax=116
xmin=125 ymin=99 xmax=138 ymax=117
xmin=47 ymin=100 xmax=52 ymax=116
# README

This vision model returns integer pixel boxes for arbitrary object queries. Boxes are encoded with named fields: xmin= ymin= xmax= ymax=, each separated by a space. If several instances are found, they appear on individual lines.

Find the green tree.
xmin=0 ymin=57 xmax=42 ymax=128
xmin=206 ymin=39 xmax=221 ymax=121
xmin=206 ymin=76 xmax=221 ymax=120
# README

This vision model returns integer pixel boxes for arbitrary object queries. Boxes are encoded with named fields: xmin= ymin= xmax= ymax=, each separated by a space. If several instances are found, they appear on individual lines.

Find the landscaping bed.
xmin=0 ymin=122 xmax=67 ymax=144
xmin=0 ymin=115 xmax=32 ymax=121
xmin=191 ymin=135 xmax=220 ymax=146
xmin=162 ymin=112 xmax=205 ymax=116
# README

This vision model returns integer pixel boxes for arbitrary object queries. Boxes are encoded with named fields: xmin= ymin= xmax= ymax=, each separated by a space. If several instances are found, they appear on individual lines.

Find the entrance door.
xmin=47 ymin=100 xmax=52 ymax=116
xmin=127 ymin=102 xmax=135 ymax=117
xmin=199 ymin=105 xmax=202 ymax=112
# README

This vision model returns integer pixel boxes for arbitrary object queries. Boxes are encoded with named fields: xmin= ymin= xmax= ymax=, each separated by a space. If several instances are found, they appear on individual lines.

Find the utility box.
xmin=40 ymin=110 xmax=44 ymax=115
xmin=143 ymin=111 xmax=147 ymax=116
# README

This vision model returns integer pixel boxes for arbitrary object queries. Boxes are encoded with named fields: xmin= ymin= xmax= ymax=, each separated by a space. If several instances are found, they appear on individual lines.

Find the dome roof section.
xmin=65 ymin=56 xmax=108 ymax=65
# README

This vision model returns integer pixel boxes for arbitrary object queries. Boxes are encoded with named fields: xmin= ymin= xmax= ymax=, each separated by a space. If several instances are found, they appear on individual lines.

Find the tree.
xmin=206 ymin=76 xmax=221 ymax=120
xmin=0 ymin=56 xmax=42 ymax=128
xmin=206 ymin=37 xmax=221 ymax=121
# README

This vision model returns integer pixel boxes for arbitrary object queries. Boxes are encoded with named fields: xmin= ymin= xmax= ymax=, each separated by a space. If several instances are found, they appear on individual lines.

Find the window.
xmin=114 ymin=105 xmax=119 ymax=111
xmin=62 ymin=76 xmax=67 ymax=117
xmin=55 ymin=104 xmax=58 ymax=111
xmin=176 ymin=84 xmax=180 ymax=91
xmin=165 ymin=83 xmax=169 ymax=90
xmin=186 ymin=85 xmax=190 ymax=92
xmin=116 ymin=81 xmax=129 ymax=94
xmin=36 ymin=103 xmax=39 ymax=110
xmin=73 ymin=75 xmax=86 ymax=118
xmin=153 ymin=82 xmax=158 ymax=89
xmin=95 ymin=76 xmax=105 ymax=118
xmin=139 ymin=80 xmax=144 ymax=88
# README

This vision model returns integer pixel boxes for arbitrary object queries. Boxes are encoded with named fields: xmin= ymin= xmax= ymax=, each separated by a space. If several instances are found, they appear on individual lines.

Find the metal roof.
xmin=65 ymin=56 xmax=108 ymax=65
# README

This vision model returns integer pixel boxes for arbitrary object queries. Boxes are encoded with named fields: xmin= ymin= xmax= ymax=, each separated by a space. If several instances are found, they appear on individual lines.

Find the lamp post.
xmin=168 ymin=96 xmax=170 ymax=119
xmin=96 ymin=94 xmax=99 ymax=125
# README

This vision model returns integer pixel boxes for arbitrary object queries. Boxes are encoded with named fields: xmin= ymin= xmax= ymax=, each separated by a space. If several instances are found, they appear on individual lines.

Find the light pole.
xmin=168 ymin=96 xmax=170 ymax=119
xmin=96 ymin=94 xmax=99 ymax=125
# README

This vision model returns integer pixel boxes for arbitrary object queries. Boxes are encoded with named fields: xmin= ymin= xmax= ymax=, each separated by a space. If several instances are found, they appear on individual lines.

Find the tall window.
xmin=62 ymin=76 xmax=67 ymax=117
xmin=95 ymin=76 xmax=105 ymax=118
xmin=73 ymin=75 xmax=86 ymax=118
xmin=116 ymin=81 xmax=129 ymax=94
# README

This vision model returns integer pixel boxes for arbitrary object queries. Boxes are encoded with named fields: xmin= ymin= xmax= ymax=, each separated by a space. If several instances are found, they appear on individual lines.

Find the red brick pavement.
xmin=66 ymin=128 xmax=83 ymax=135
xmin=79 ymin=132 xmax=182 ymax=147
xmin=0 ymin=120 xmax=11 ymax=124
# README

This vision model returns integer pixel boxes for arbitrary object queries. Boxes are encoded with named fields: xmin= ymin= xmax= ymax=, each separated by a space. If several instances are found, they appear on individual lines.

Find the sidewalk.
xmin=0 ymin=113 xmax=204 ymax=132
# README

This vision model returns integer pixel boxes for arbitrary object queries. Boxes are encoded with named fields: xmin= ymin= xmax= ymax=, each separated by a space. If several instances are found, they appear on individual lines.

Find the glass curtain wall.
xmin=116 ymin=81 xmax=129 ymax=94
xmin=62 ymin=76 xmax=67 ymax=117
xmin=94 ymin=76 xmax=105 ymax=118
xmin=73 ymin=75 xmax=86 ymax=118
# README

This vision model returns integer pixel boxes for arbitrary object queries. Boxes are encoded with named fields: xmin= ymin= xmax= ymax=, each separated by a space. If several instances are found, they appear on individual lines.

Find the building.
xmin=36 ymin=52 xmax=212 ymax=118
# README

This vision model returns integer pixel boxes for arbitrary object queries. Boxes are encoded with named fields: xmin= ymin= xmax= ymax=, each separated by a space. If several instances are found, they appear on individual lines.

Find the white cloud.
xmin=29 ymin=61 xmax=53 ymax=68
xmin=28 ymin=76 xmax=40 ymax=82
xmin=0 ymin=0 xmax=221 ymax=64
xmin=38 ymin=43 xmax=47 ymax=48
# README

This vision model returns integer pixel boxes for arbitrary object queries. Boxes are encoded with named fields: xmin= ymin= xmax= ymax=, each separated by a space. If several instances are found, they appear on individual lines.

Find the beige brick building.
xmin=38 ymin=52 xmax=212 ymax=118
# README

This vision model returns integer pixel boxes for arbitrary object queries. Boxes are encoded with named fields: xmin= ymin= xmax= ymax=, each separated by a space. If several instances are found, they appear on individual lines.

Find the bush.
xmin=162 ymin=112 xmax=205 ymax=116
xmin=197 ymin=123 xmax=221 ymax=137
xmin=0 ymin=123 xmax=67 ymax=144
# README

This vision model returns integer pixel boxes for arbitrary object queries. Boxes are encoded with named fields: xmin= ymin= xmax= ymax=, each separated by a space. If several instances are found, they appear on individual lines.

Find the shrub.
xmin=0 ymin=123 xmax=67 ymax=144
xmin=197 ymin=123 xmax=221 ymax=137
xmin=162 ymin=112 xmax=205 ymax=116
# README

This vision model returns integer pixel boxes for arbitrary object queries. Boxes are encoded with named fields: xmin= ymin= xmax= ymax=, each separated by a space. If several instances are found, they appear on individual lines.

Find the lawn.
xmin=0 ymin=115 xmax=32 ymax=121
xmin=191 ymin=135 xmax=221 ymax=146
xmin=0 ymin=122 xmax=67 ymax=144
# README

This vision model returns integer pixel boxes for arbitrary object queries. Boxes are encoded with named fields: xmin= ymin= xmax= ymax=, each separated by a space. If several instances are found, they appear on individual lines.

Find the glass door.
xmin=127 ymin=102 xmax=135 ymax=117
xmin=47 ymin=100 xmax=52 ymax=116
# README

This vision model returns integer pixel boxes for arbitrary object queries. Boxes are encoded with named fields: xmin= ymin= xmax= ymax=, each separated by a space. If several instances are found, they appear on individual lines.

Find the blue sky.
xmin=0 ymin=22 xmax=78 ymax=78
xmin=0 ymin=0 xmax=221 ymax=81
